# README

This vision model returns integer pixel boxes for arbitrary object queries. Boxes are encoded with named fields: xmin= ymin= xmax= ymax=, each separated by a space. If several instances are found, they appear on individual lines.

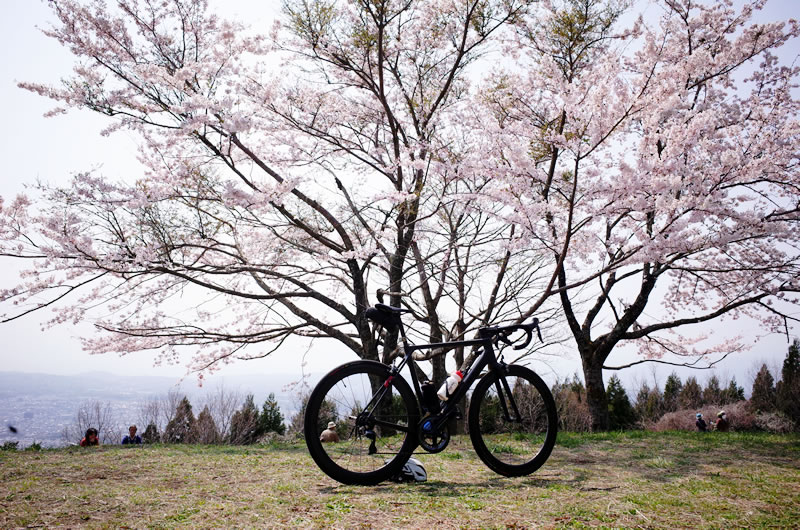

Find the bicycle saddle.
xmin=365 ymin=304 xmax=409 ymax=329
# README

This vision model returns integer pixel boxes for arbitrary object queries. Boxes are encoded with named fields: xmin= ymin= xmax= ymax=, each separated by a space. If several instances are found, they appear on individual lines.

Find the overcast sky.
xmin=0 ymin=0 xmax=798 ymax=391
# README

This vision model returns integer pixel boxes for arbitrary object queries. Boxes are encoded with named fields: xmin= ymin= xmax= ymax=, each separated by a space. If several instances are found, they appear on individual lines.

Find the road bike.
xmin=304 ymin=303 xmax=558 ymax=485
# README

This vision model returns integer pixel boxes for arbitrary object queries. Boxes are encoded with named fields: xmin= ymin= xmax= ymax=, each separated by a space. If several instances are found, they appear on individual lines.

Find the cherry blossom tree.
xmin=1 ymin=0 xmax=554 ymax=382
xmin=2 ymin=0 xmax=797 ymax=433
xmin=473 ymin=0 xmax=800 ymax=428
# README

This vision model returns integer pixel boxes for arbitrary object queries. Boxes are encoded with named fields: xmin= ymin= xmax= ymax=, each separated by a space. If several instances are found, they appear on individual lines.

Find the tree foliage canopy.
xmin=163 ymin=397 xmax=195 ymax=443
xmin=259 ymin=392 xmax=286 ymax=436
xmin=750 ymin=364 xmax=777 ymax=412
xmin=605 ymin=375 xmax=637 ymax=429
xmin=230 ymin=394 xmax=261 ymax=444
xmin=777 ymin=339 xmax=800 ymax=422
xmin=0 ymin=0 xmax=798 ymax=430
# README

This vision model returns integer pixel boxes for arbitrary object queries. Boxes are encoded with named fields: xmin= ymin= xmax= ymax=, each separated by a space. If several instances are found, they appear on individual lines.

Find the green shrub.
xmin=1 ymin=441 xmax=19 ymax=451
xmin=24 ymin=441 xmax=42 ymax=451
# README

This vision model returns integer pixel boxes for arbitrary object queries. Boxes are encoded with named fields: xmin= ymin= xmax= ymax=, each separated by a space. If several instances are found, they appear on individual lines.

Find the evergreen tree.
xmin=635 ymin=383 xmax=663 ymax=423
xmin=750 ymin=364 xmax=777 ymax=412
xmin=258 ymin=393 xmax=286 ymax=436
xmin=703 ymin=375 xmax=723 ymax=405
xmin=163 ymin=396 xmax=195 ymax=443
xmin=606 ymin=375 xmax=637 ymax=430
xmin=550 ymin=374 xmax=591 ymax=432
xmin=663 ymin=373 xmax=683 ymax=412
xmin=289 ymin=394 xmax=339 ymax=436
xmin=679 ymin=377 xmax=703 ymax=410
xmin=192 ymin=405 xmax=221 ymax=444
xmin=141 ymin=423 xmax=159 ymax=444
xmin=567 ymin=373 xmax=585 ymax=400
xmin=230 ymin=394 xmax=260 ymax=444
xmin=635 ymin=383 xmax=650 ymax=413
xmin=721 ymin=377 xmax=745 ymax=404
xmin=776 ymin=340 xmax=800 ymax=422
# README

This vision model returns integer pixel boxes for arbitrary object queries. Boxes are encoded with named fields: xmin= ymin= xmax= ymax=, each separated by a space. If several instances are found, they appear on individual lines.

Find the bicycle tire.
xmin=468 ymin=364 xmax=557 ymax=477
xmin=304 ymin=360 xmax=419 ymax=485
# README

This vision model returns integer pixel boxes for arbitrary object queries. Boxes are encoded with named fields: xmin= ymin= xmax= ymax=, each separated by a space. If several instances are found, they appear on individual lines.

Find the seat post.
xmin=397 ymin=317 xmax=409 ymax=349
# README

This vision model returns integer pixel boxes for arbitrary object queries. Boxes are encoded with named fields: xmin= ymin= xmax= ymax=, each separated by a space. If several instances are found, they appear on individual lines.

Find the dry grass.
xmin=1 ymin=432 xmax=798 ymax=528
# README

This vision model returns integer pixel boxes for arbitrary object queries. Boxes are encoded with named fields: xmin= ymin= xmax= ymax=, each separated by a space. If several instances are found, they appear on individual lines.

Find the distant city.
xmin=0 ymin=371 xmax=320 ymax=448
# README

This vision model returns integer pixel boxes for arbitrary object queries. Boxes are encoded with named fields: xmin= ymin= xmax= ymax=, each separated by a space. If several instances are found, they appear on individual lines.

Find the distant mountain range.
xmin=0 ymin=370 xmax=324 ymax=448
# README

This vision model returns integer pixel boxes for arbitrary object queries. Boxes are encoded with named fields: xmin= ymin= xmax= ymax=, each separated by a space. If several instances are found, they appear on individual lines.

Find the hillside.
xmin=0 ymin=371 xmax=317 ymax=448
xmin=1 ymin=432 xmax=798 ymax=527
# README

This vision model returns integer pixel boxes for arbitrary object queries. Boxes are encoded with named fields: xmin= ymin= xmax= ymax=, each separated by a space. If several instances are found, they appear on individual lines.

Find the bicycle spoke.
xmin=470 ymin=366 xmax=557 ymax=476
xmin=306 ymin=362 xmax=417 ymax=481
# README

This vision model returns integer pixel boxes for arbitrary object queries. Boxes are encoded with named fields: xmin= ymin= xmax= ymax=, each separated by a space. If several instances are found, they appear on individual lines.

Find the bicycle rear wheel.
xmin=304 ymin=360 xmax=419 ymax=485
xmin=468 ymin=364 xmax=557 ymax=476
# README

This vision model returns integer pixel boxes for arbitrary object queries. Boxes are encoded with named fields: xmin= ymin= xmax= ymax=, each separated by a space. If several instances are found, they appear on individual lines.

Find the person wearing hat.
xmin=319 ymin=421 xmax=340 ymax=443
xmin=714 ymin=411 xmax=730 ymax=432
xmin=695 ymin=413 xmax=707 ymax=432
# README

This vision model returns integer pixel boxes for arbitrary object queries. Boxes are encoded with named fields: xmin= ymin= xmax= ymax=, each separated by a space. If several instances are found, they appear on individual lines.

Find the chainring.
xmin=418 ymin=418 xmax=450 ymax=453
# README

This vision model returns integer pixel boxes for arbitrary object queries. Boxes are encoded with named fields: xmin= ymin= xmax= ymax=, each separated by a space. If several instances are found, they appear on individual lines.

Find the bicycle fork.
xmin=495 ymin=373 xmax=524 ymax=423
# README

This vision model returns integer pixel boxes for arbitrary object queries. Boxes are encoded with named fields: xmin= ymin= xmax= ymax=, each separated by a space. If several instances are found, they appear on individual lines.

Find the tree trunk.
xmin=357 ymin=317 xmax=379 ymax=362
xmin=432 ymin=355 xmax=446 ymax=386
xmin=582 ymin=355 xmax=609 ymax=431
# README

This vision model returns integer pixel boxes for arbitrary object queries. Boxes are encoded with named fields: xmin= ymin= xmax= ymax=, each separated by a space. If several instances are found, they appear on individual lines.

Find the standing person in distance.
xmin=695 ymin=413 xmax=707 ymax=432
xmin=714 ymin=411 xmax=730 ymax=432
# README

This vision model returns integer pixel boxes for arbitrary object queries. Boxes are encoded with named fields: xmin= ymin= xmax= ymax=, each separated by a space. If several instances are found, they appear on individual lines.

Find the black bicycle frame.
xmin=366 ymin=320 xmax=523 ymax=435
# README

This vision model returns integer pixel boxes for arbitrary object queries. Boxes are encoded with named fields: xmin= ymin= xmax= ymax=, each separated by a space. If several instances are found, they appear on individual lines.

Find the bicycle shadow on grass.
xmin=416 ymin=475 xmax=579 ymax=496
xmin=317 ymin=474 xmax=577 ymax=497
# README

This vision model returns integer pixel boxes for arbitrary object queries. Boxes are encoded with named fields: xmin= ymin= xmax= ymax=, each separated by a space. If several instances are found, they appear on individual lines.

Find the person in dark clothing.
xmin=122 ymin=425 xmax=142 ymax=445
xmin=714 ymin=411 xmax=730 ymax=432
xmin=695 ymin=413 xmax=707 ymax=432
xmin=80 ymin=427 xmax=100 ymax=446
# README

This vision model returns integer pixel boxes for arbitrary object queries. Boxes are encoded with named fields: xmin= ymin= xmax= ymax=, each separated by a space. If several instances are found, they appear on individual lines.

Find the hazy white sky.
xmin=0 ymin=0 xmax=797 ymax=390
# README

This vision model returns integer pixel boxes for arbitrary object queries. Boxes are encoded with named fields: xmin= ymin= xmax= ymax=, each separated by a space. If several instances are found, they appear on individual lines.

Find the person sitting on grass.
xmin=122 ymin=425 xmax=142 ymax=445
xmin=695 ymin=413 xmax=707 ymax=432
xmin=320 ymin=421 xmax=340 ymax=443
xmin=80 ymin=427 xmax=100 ymax=447
xmin=714 ymin=411 xmax=730 ymax=432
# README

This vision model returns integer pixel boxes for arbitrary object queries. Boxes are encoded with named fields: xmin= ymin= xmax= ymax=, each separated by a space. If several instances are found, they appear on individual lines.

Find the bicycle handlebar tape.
xmin=514 ymin=328 xmax=532 ymax=350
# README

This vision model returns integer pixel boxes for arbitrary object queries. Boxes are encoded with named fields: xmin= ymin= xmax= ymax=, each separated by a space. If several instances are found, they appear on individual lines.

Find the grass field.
xmin=1 ymin=431 xmax=798 ymax=528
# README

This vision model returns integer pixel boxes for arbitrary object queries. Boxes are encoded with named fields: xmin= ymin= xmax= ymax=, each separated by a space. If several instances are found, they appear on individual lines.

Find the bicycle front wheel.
xmin=468 ymin=364 xmax=557 ymax=477
xmin=304 ymin=360 xmax=419 ymax=485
